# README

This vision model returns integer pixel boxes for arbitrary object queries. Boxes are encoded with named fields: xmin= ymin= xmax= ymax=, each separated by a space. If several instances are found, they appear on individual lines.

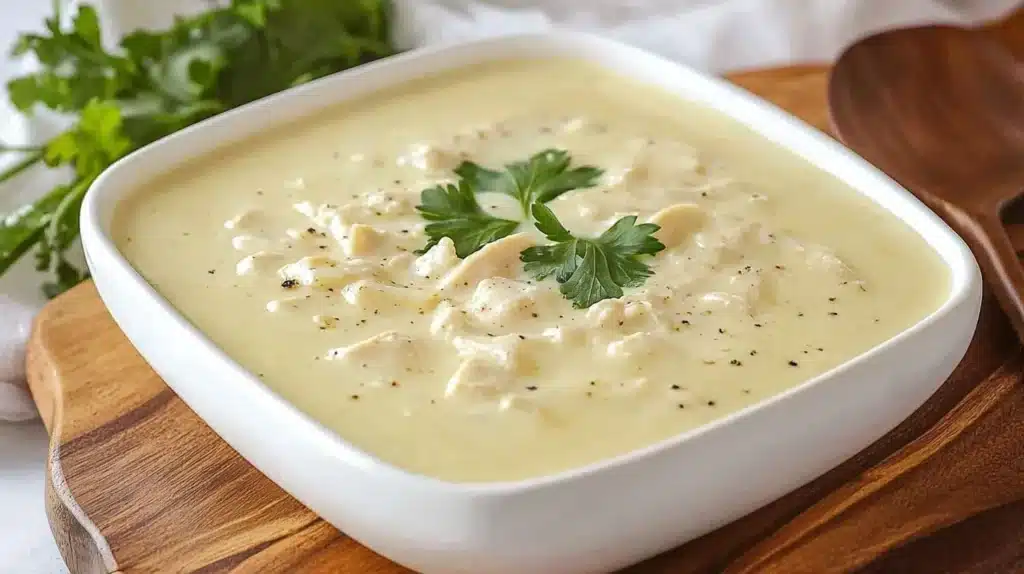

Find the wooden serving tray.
xmin=26 ymin=15 xmax=1024 ymax=573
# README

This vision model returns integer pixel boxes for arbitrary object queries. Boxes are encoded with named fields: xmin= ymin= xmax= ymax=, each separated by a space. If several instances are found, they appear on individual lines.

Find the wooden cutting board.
xmin=25 ymin=13 xmax=1024 ymax=574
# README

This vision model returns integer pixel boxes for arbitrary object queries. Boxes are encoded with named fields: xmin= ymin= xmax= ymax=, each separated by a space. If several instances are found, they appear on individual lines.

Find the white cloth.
xmin=0 ymin=0 xmax=1019 ymax=572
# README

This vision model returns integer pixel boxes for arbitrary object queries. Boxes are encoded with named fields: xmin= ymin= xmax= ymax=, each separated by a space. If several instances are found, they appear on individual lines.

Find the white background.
xmin=0 ymin=1 xmax=1020 ymax=572
xmin=0 ymin=5 xmax=69 ymax=574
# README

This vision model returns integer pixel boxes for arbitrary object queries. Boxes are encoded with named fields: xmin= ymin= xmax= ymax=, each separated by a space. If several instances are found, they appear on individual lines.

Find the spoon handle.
xmin=946 ymin=204 xmax=1024 ymax=344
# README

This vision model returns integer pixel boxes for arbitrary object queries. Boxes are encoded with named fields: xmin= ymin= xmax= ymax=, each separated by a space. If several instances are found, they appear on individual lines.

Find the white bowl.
xmin=80 ymin=32 xmax=982 ymax=574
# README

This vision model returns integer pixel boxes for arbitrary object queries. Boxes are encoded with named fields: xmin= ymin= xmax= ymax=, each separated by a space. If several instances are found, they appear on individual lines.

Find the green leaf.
xmin=520 ymin=206 xmax=666 ymax=308
xmin=72 ymin=5 xmax=103 ymax=49
xmin=416 ymin=182 xmax=520 ymax=258
xmin=456 ymin=149 xmax=603 ymax=213
xmin=1 ymin=0 xmax=397 ymax=297
xmin=561 ymin=242 xmax=623 ymax=308
xmin=529 ymin=202 xmax=573 ymax=242
xmin=598 ymin=215 xmax=666 ymax=257
xmin=0 ymin=184 xmax=75 ymax=276
xmin=43 ymin=99 xmax=133 ymax=177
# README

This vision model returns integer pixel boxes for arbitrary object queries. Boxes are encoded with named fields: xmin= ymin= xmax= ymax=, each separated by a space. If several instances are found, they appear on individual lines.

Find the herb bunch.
xmin=0 ymin=0 xmax=394 ymax=297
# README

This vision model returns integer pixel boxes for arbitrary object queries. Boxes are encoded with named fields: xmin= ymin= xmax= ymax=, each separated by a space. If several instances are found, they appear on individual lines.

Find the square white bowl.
xmin=80 ymin=32 xmax=982 ymax=574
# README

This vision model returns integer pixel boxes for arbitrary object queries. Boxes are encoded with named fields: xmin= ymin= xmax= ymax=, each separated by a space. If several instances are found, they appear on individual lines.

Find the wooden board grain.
xmin=26 ymin=12 xmax=1024 ymax=574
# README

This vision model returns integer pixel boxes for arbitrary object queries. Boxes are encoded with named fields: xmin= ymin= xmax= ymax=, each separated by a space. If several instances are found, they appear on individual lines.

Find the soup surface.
xmin=114 ymin=58 xmax=949 ymax=482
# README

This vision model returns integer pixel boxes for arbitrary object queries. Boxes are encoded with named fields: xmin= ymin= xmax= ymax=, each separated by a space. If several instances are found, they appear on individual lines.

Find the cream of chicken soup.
xmin=114 ymin=58 xmax=949 ymax=482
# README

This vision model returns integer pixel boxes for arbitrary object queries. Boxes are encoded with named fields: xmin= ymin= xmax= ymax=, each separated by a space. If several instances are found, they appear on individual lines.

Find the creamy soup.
xmin=114 ymin=58 xmax=949 ymax=482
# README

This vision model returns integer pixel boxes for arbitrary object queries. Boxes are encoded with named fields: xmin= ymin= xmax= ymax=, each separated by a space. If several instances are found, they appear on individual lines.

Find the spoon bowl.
xmin=829 ymin=25 xmax=1024 ymax=341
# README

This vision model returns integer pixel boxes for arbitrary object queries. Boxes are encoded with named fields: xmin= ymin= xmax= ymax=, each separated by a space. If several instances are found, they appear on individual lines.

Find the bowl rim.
xmin=80 ymin=30 xmax=983 ymax=497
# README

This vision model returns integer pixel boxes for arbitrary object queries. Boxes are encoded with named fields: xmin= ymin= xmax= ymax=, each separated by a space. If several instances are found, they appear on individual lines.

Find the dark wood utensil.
xmin=828 ymin=24 xmax=1024 ymax=341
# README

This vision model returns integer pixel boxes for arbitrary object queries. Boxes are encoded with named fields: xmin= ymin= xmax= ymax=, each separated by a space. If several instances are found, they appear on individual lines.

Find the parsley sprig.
xmin=416 ymin=149 xmax=602 ymax=258
xmin=416 ymin=149 xmax=664 ymax=307
xmin=0 ymin=0 xmax=394 ymax=298
xmin=521 ymin=203 xmax=665 ymax=308
xmin=454 ymin=149 xmax=603 ymax=216
xmin=415 ymin=181 xmax=519 ymax=258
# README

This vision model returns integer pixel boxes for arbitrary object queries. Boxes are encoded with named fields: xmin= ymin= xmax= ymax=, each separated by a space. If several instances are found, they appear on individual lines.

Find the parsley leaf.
xmin=455 ymin=149 xmax=603 ymax=214
xmin=1 ymin=0 xmax=395 ymax=298
xmin=416 ymin=181 xmax=519 ymax=258
xmin=521 ymin=203 xmax=666 ymax=308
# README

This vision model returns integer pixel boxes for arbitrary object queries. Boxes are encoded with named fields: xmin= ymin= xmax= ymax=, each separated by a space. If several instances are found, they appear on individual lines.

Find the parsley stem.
xmin=0 ymin=143 xmax=44 ymax=154
xmin=0 ymin=151 xmax=44 ymax=186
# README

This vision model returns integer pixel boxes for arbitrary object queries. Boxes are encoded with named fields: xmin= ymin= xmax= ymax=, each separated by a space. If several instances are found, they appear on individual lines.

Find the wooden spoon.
xmin=718 ymin=26 xmax=1024 ymax=573
xmin=827 ymin=24 xmax=1024 ymax=342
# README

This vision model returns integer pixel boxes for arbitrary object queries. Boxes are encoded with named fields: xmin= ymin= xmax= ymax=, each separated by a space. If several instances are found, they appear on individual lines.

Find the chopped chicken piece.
xmin=397 ymin=143 xmax=461 ymax=172
xmin=236 ymin=251 xmax=285 ymax=276
xmin=444 ymin=357 xmax=510 ymax=400
xmin=361 ymin=189 xmax=415 ymax=216
xmin=278 ymin=255 xmax=369 ymax=288
xmin=231 ymin=234 xmax=268 ymax=251
xmin=265 ymin=295 xmax=309 ymax=313
xmin=438 ymin=233 xmax=535 ymax=290
xmin=312 ymin=315 xmax=338 ymax=329
xmin=429 ymin=299 xmax=467 ymax=338
xmin=464 ymin=278 xmax=540 ymax=327
xmin=649 ymin=203 xmax=706 ymax=248
xmin=451 ymin=334 xmax=527 ymax=372
xmin=341 ymin=224 xmax=386 ymax=257
xmin=585 ymin=298 xmax=663 ymax=332
xmin=605 ymin=332 xmax=664 ymax=360
xmin=341 ymin=280 xmax=439 ymax=311
xmin=325 ymin=331 xmax=421 ymax=372
xmin=414 ymin=237 xmax=459 ymax=279
xmin=223 ymin=209 xmax=262 ymax=230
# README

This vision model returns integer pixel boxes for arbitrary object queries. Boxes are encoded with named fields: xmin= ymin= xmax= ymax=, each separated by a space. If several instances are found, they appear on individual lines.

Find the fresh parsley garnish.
xmin=0 ymin=0 xmax=394 ymax=298
xmin=415 ymin=181 xmax=519 ymax=258
xmin=521 ymin=203 xmax=666 ymax=308
xmin=416 ymin=149 xmax=602 ymax=257
xmin=454 ymin=149 xmax=603 ymax=215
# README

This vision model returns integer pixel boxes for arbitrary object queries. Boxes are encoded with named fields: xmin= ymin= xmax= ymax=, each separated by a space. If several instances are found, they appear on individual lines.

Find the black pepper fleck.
xmin=281 ymin=278 xmax=299 ymax=289
xmin=350 ymin=394 xmax=360 ymax=400
xmin=788 ymin=360 xmax=799 ymax=367
xmin=729 ymin=359 xmax=742 ymax=366
xmin=707 ymin=400 xmax=716 ymax=406
xmin=670 ymin=384 xmax=681 ymax=390
xmin=526 ymin=385 xmax=538 ymax=391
